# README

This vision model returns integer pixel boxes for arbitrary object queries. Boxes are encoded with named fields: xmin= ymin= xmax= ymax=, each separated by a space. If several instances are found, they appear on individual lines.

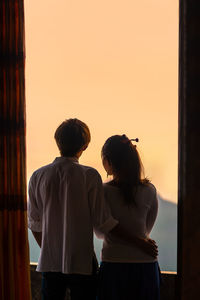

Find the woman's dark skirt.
xmin=97 ymin=261 xmax=161 ymax=300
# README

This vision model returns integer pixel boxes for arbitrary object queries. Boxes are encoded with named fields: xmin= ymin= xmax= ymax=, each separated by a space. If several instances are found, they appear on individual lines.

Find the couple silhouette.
xmin=28 ymin=118 xmax=160 ymax=300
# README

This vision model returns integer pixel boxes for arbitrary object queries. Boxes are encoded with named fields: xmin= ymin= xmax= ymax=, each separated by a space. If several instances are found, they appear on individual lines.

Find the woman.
xmin=97 ymin=134 xmax=160 ymax=300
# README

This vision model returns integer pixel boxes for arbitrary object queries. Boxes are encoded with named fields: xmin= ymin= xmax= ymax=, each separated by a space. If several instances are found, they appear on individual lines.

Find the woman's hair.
xmin=102 ymin=134 xmax=149 ymax=205
xmin=54 ymin=118 xmax=91 ymax=157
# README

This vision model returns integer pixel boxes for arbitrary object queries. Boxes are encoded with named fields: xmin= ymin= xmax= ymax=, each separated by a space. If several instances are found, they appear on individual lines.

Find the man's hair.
xmin=54 ymin=118 xmax=91 ymax=157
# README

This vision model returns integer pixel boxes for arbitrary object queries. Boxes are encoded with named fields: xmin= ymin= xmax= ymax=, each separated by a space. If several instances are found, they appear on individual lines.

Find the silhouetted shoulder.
xmin=78 ymin=163 xmax=101 ymax=178
xmin=30 ymin=162 xmax=55 ymax=180
xmin=139 ymin=182 xmax=158 ymax=209
xmin=142 ymin=182 xmax=157 ymax=194
xmin=139 ymin=182 xmax=157 ymax=198
xmin=78 ymin=163 xmax=103 ymax=189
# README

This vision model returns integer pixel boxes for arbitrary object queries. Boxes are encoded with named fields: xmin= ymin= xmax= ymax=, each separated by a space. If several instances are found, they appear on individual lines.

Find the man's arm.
xmin=108 ymin=223 xmax=158 ymax=258
xmin=31 ymin=231 xmax=42 ymax=248
xmin=28 ymin=175 xmax=43 ymax=247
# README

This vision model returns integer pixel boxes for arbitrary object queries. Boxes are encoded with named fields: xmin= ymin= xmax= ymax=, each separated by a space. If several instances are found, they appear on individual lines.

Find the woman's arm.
xmin=146 ymin=190 xmax=159 ymax=234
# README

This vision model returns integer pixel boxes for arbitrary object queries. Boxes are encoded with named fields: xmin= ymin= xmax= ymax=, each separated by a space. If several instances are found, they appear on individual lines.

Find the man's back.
xmin=28 ymin=118 xmax=119 ymax=299
xmin=28 ymin=156 xmax=118 ymax=275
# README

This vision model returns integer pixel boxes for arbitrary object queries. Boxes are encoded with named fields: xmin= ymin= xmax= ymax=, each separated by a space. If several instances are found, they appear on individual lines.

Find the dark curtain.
xmin=0 ymin=0 xmax=31 ymax=299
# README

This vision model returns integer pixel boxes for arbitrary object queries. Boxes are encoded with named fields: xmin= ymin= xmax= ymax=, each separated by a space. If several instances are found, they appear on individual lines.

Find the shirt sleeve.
xmin=146 ymin=186 xmax=158 ymax=235
xmin=27 ymin=174 xmax=42 ymax=232
xmin=88 ymin=171 xmax=119 ymax=239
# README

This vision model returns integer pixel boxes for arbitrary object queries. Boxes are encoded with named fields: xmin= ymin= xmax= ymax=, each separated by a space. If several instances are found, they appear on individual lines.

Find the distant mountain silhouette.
xmin=150 ymin=196 xmax=177 ymax=271
xmin=28 ymin=195 xmax=177 ymax=272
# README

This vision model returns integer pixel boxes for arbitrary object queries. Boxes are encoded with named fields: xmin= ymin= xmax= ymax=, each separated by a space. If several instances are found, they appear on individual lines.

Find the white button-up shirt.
xmin=28 ymin=157 xmax=118 ymax=275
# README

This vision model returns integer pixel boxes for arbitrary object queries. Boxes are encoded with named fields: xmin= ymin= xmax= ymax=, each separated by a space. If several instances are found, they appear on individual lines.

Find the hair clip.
xmin=130 ymin=138 xmax=139 ymax=142
xmin=121 ymin=135 xmax=139 ymax=144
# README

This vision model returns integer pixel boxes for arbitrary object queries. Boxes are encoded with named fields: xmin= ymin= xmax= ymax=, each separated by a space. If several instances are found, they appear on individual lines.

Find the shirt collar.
xmin=54 ymin=156 xmax=79 ymax=163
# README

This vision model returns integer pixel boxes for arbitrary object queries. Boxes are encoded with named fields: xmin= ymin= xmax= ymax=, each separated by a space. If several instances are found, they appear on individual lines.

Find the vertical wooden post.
xmin=178 ymin=1 xmax=200 ymax=299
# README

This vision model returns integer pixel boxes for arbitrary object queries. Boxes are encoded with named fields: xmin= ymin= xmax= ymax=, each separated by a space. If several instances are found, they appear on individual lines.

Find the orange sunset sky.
xmin=24 ymin=0 xmax=178 ymax=203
